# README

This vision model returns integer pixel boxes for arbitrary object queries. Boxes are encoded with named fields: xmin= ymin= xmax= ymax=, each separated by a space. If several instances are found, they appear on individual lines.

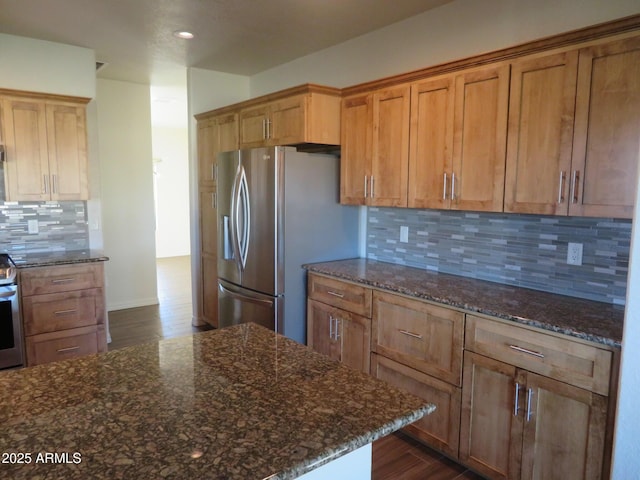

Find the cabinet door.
xmin=200 ymin=190 xmax=218 ymax=327
xmin=216 ymin=112 xmax=239 ymax=155
xmin=452 ymin=64 xmax=509 ymax=212
xmin=239 ymin=105 xmax=269 ymax=148
xmin=340 ymin=94 xmax=371 ymax=205
xmin=197 ymin=118 xmax=216 ymax=188
xmin=339 ymin=309 xmax=371 ymax=374
xmin=570 ymin=36 xmax=640 ymax=218
xmin=2 ymin=97 xmax=50 ymax=201
xmin=520 ymin=371 xmax=608 ymax=480
xmin=460 ymin=351 xmax=523 ymax=480
xmin=408 ymin=76 xmax=454 ymax=209
xmin=269 ymin=95 xmax=306 ymax=145
xmin=370 ymin=85 xmax=410 ymax=207
xmin=46 ymin=103 xmax=89 ymax=200
xmin=306 ymin=299 xmax=341 ymax=362
xmin=372 ymin=353 xmax=461 ymax=459
xmin=504 ymin=51 xmax=578 ymax=215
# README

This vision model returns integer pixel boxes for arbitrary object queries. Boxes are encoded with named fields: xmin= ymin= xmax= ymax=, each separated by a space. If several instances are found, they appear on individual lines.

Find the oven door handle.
xmin=0 ymin=289 xmax=16 ymax=298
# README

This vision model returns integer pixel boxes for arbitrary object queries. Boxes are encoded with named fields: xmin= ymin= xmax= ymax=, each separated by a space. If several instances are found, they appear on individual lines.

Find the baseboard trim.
xmin=107 ymin=297 xmax=159 ymax=312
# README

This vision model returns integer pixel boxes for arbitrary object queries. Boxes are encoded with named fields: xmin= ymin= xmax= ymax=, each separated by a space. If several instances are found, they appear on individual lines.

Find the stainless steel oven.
xmin=0 ymin=254 xmax=23 ymax=370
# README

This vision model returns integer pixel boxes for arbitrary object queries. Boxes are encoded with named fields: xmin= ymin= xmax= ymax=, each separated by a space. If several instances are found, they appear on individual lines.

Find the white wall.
xmin=97 ymin=78 xmax=158 ymax=310
xmin=152 ymin=126 xmax=191 ymax=258
xmin=250 ymin=0 xmax=640 ymax=94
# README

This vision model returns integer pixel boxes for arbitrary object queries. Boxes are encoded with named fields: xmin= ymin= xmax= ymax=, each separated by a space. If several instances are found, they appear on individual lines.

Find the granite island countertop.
xmin=304 ymin=258 xmax=624 ymax=349
xmin=9 ymin=250 xmax=109 ymax=268
xmin=0 ymin=323 xmax=434 ymax=480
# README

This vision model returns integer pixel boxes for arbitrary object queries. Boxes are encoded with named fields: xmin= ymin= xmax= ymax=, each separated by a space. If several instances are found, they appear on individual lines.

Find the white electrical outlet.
xmin=567 ymin=242 xmax=583 ymax=266
xmin=400 ymin=226 xmax=409 ymax=243
xmin=27 ymin=219 xmax=39 ymax=234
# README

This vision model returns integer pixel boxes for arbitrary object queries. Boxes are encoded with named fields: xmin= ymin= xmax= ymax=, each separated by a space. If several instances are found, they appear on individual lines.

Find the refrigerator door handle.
xmin=218 ymin=282 xmax=274 ymax=308
xmin=237 ymin=166 xmax=251 ymax=269
xmin=230 ymin=165 xmax=242 ymax=272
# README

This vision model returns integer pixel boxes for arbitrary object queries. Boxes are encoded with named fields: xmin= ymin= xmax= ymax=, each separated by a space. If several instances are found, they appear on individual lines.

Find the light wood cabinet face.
xmin=570 ymin=36 xmax=640 ymax=218
xmin=370 ymin=86 xmax=410 ymax=207
xmin=197 ymin=119 xmax=216 ymax=188
xmin=520 ymin=371 xmax=607 ymax=480
xmin=239 ymin=104 xmax=270 ymax=148
xmin=307 ymin=273 xmax=372 ymax=318
xmin=340 ymin=94 xmax=371 ymax=205
xmin=409 ymin=77 xmax=455 ymax=209
xmin=269 ymin=95 xmax=306 ymax=145
xmin=46 ymin=103 xmax=89 ymax=200
xmin=451 ymin=64 xmax=509 ymax=212
xmin=372 ymin=353 xmax=461 ymax=458
xmin=372 ymin=291 xmax=464 ymax=386
xmin=460 ymin=351 xmax=524 ymax=480
xmin=504 ymin=51 xmax=579 ymax=215
xmin=2 ymin=96 xmax=88 ymax=201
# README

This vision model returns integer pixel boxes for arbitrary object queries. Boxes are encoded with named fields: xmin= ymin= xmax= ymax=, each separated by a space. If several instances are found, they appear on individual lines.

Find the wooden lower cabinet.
xmin=460 ymin=351 xmax=608 ymax=480
xmin=372 ymin=353 xmax=461 ymax=458
xmin=307 ymin=298 xmax=371 ymax=374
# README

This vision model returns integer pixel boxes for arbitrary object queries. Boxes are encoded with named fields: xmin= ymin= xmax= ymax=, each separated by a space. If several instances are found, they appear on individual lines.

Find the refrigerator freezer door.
xmin=218 ymin=279 xmax=281 ymax=332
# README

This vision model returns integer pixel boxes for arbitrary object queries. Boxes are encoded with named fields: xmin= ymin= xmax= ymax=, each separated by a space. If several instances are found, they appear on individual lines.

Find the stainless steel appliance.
xmin=0 ymin=254 xmax=23 ymax=369
xmin=217 ymin=146 xmax=359 ymax=344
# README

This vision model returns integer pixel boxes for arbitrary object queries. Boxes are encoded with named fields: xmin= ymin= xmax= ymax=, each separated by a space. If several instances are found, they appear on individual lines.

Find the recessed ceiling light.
xmin=173 ymin=31 xmax=194 ymax=39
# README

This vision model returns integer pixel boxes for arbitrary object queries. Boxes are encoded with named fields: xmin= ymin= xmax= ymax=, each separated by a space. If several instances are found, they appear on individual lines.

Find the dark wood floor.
xmin=107 ymin=256 xmax=484 ymax=479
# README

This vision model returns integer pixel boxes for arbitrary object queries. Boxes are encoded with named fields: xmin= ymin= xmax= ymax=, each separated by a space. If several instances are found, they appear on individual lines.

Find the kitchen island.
xmin=0 ymin=323 xmax=434 ymax=479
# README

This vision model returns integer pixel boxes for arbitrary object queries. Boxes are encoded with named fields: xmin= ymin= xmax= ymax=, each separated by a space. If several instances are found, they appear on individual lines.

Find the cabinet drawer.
xmin=372 ymin=353 xmax=461 ymax=458
xmin=25 ymin=326 xmax=101 ymax=366
xmin=20 ymin=263 xmax=104 ymax=296
xmin=22 ymin=288 xmax=104 ymax=336
xmin=307 ymin=273 xmax=372 ymax=317
xmin=372 ymin=291 xmax=464 ymax=386
xmin=465 ymin=314 xmax=613 ymax=395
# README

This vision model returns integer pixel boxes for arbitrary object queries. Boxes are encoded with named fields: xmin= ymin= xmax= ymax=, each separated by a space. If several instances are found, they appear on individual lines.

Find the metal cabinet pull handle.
xmin=370 ymin=176 xmax=375 ymax=199
xmin=329 ymin=315 xmax=334 ymax=339
xmin=509 ymin=344 xmax=545 ymax=358
xmin=514 ymin=382 xmax=521 ymax=416
xmin=57 ymin=346 xmax=80 ymax=354
xmin=54 ymin=309 xmax=77 ymax=316
xmin=52 ymin=278 xmax=75 ymax=284
xmin=526 ymin=388 xmax=534 ymax=422
xmin=399 ymin=329 xmax=423 ymax=339
xmin=443 ymin=173 xmax=448 ymax=200
xmin=43 ymin=175 xmax=49 ymax=194
xmin=364 ymin=175 xmax=368 ymax=198
xmin=327 ymin=290 xmax=344 ymax=298
xmin=571 ymin=170 xmax=580 ymax=203
xmin=334 ymin=318 xmax=341 ymax=340
xmin=558 ymin=171 xmax=566 ymax=203
xmin=451 ymin=173 xmax=456 ymax=201
xmin=52 ymin=174 xmax=58 ymax=194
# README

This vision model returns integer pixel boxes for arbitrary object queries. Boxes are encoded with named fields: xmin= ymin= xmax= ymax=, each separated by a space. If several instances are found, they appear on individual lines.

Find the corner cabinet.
xmin=460 ymin=314 xmax=613 ymax=480
xmin=20 ymin=262 xmax=108 ymax=366
xmin=0 ymin=91 xmax=90 ymax=201
xmin=306 ymin=273 xmax=372 ymax=374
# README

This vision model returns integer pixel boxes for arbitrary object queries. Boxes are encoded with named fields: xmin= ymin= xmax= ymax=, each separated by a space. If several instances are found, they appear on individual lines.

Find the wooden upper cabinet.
xmin=371 ymin=85 xmax=410 ymax=207
xmin=239 ymin=88 xmax=341 ymax=148
xmin=504 ymin=51 xmax=579 ymax=215
xmin=340 ymin=94 xmax=372 ymax=205
xmin=339 ymin=86 xmax=410 ymax=207
xmin=409 ymin=76 xmax=455 ymax=209
xmin=1 ymin=94 xmax=89 ymax=201
xmin=569 ymin=35 xmax=640 ymax=218
xmin=451 ymin=64 xmax=510 ymax=212
xmin=216 ymin=112 xmax=239 ymax=155
xmin=197 ymin=118 xmax=216 ymax=188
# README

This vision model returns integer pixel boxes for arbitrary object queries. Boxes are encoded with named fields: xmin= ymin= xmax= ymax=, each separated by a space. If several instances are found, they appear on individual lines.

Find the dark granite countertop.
xmin=9 ymin=250 xmax=109 ymax=268
xmin=0 ymin=323 xmax=433 ymax=480
xmin=304 ymin=258 xmax=624 ymax=349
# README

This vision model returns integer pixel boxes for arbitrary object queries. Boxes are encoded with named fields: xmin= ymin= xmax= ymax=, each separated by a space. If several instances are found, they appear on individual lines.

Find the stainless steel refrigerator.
xmin=216 ymin=146 xmax=359 ymax=344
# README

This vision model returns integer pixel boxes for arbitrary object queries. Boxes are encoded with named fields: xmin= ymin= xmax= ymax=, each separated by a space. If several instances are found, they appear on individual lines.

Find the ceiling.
xmin=0 ymin=0 xmax=452 ymax=84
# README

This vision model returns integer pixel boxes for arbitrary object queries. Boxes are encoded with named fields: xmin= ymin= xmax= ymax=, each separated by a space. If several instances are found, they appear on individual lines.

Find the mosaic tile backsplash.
xmin=367 ymin=208 xmax=631 ymax=305
xmin=0 ymin=201 xmax=89 ymax=261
